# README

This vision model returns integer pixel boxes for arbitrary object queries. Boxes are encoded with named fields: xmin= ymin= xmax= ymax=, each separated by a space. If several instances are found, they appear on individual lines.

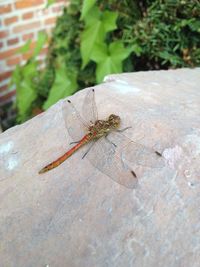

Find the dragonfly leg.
xmin=82 ymin=142 xmax=95 ymax=159
xmin=105 ymin=135 xmax=117 ymax=148
xmin=116 ymin=126 xmax=132 ymax=133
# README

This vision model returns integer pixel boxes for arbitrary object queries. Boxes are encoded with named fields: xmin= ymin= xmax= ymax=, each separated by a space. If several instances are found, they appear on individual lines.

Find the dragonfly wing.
xmin=85 ymin=137 xmax=138 ymax=189
xmin=62 ymin=99 xmax=88 ymax=141
xmin=82 ymin=89 xmax=98 ymax=124
xmin=108 ymin=131 xmax=165 ymax=168
xmin=122 ymin=141 xmax=165 ymax=168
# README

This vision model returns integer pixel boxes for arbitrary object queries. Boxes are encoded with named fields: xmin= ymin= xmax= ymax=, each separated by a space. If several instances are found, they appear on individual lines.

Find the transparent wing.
xmin=62 ymin=99 xmax=88 ymax=141
xmin=82 ymin=89 xmax=98 ymax=124
xmin=85 ymin=137 xmax=138 ymax=189
xmin=109 ymin=131 xmax=165 ymax=168
xmin=123 ymin=141 xmax=165 ymax=168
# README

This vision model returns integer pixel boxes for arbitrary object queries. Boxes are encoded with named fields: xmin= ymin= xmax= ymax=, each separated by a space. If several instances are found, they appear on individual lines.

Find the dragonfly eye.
xmin=108 ymin=114 xmax=121 ymax=128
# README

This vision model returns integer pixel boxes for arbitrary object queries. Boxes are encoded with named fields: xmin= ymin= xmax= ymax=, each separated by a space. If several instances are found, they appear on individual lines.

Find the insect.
xmin=39 ymin=89 xmax=164 ymax=189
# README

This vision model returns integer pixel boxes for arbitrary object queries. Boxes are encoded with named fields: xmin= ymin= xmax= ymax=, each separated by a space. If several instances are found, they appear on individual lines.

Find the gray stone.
xmin=0 ymin=68 xmax=200 ymax=267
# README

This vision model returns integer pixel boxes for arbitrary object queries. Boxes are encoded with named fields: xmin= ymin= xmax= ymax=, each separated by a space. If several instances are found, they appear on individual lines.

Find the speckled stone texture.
xmin=0 ymin=68 xmax=200 ymax=267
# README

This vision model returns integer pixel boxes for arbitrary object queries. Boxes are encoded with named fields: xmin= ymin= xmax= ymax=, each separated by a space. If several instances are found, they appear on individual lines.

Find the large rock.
xmin=0 ymin=68 xmax=200 ymax=267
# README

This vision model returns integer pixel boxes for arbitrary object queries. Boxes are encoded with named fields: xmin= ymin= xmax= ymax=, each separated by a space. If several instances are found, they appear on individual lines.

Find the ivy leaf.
xmin=43 ymin=62 xmax=77 ymax=110
xmin=16 ymin=62 xmax=38 ymax=122
xmin=102 ymin=11 xmax=118 ymax=32
xmin=17 ymin=40 xmax=31 ymax=54
xmin=45 ymin=0 xmax=55 ymax=8
xmin=80 ymin=8 xmax=118 ymax=68
xmin=80 ymin=0 xmax=96 ymax=20
xmin=91 ymin=41 xmax=133 ymax=83
xmin=17 ymin=32 xmax=47 ymax=59
xmin=10 ymin=65 xmax=21 ymax=88
xmin=109 ymin=41 xmax=133 ymax=61
xmin=33 ymin=31 xmax=47 ymax=57
xmin=83 ymin=6 xmax=100 ymax=26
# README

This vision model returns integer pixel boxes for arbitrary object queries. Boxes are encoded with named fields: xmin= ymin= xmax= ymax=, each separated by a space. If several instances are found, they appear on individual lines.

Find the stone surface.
xmin=0 ymin=68 xmax=200 ymax=267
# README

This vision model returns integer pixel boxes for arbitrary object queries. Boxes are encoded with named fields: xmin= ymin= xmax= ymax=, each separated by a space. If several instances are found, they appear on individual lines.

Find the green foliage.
xmin=123 ymin=0 xmax=200 ymax=68
xmin=11 ymin=32 xmax=47 ymax=122
xmin=12 ymin=63 xmax=37 ymax=123
xmin=91 ymin=41 xmax=133 ymax=82
xmin=45 ymin=0 xmax=55 ymax=8
xmin=43 ymin=59 xmax=77 ymax=110
xmin=80 ymin=0 xmax=95 ymax=19
xmin=80 ymin=7 xmax=118 ymax=68
xmin=11 ymin=0 xmax=200 ymax=125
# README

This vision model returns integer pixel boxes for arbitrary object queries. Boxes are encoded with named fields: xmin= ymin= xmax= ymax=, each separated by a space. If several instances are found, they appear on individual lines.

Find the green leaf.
xmin=95 ymin=57 xmax=122 ymax=83
xmin=101 ymin=11 xmax=118 ymax=32
xmin=109 ymin=41 xmax=133 ymax=61
xmin=188 ymin=20 xmax=200 ymax=32
xmin=45 ymin=0 xmax=55 ymax=8
xmin=43 ymin=62 xmax=77 ymax=110
xmin=33 ymin=31 xmax=47 ymax=57
xmin=158 ymin=51 xmax=182 ymax=65
xmin=131 ymin=43 xmax=142 ymax=56
xmin=83 ymin=6 xmax=100 ymax=26
xmin=10 ymin=65 xmax=21 ymax=87
xmin=17 ymin=82 xmax=37 ymax=122
xmin=16 ymin=32 xmax=47 ymax=59
xmin=17 ymin=40 xmax=31 ymax=54
xmin=91 ymin=41 xmax=132 ymax=83
xmin=80 ymin=9 xmax=118 ymax=68
xmin=90 ymin=43 xmax=108 ymax=63
xmin=16 ymin=62 xmax=38 ymax=122
xmin=80 ymin=0 xmax=96 ymax=20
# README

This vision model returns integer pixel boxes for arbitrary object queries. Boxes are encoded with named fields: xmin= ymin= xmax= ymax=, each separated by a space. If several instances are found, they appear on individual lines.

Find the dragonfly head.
xmin=108 ymin=114 xmax=121 ymax=129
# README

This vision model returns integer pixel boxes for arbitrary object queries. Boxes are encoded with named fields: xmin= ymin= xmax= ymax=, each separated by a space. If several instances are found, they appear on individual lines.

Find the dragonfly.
xmin=39 ymin=89 xmax=164 ymax=189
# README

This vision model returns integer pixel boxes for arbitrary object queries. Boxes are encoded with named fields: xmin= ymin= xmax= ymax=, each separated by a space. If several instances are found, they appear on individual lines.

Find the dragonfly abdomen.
xmin=39 ymin=134 xmax=90 ymax=174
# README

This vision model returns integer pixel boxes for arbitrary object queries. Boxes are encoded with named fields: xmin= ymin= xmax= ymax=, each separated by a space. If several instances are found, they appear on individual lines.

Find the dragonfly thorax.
xmin=88 ymin=114 xmax=121 ymax=140
xmin=108 ymin=114 xmax=121 ymax=129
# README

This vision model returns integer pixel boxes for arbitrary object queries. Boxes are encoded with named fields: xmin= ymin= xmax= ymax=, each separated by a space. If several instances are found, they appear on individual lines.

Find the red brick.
xmin=4 ymin=16 xmax=18 ymax=25
xmin=22 ymin=12 xmax=34 ymax=20
xmin=53 ymin=5 xmax=63 ymax=13
xmin=0 ymin=4 xmax=12 ymax=15
xmin=40 ymin=8 xmax=49 ymax=15
xmin=0 ymin=90 xmax=16 ymax=103
xmin=7 ymin=56 xmax=21 ymax=66
xmin=13 ymin=21 xmax=41 ymax=33
xmin=15 ymin=0 xmax=44 ymax=9
xmin=0 ymin=84 xmax=8 ymax=93
xmin=0 ymin=47 xmax=19 ymax=60
xmin=0 ymin=31 xmax=8 ymax=38
xmin=45 ymin=17 xmax=57 ymax=25
xmin=23 ymin=33 xmax=34 ymax=41
xmin=0 ymin=71 xmax=12 ymax=82
xmin=7 ymin=38 xmax=19 ymax=46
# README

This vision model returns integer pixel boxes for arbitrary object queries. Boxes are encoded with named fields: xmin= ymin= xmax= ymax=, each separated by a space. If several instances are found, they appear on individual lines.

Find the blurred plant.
xmin=46 ymin=0 xmax=56 ymax=8
xmin=10 ymin=32 xmax=47 ymax=123
xmin=10 ymin=0 xmax=200 ymax=125
xmin=123 ymin=0 xmax=200 ymax=69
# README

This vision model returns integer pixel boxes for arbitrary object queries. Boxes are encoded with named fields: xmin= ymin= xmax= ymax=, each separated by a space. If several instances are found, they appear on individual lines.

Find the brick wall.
xmin=0 ymin=0 xmax=67 ymax=129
